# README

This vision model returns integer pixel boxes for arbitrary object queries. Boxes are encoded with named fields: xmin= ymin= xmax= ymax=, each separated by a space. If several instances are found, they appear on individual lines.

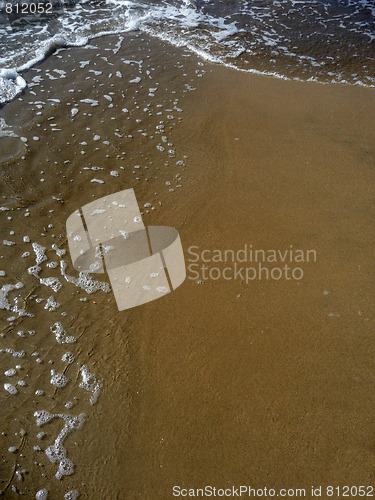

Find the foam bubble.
xmin=60 ymin=261 xmax=110 ymax=294
xmin=34 ymin=411 xmax=86 ymax=479
xmin=80 ymin=98 xmax=98 ymax=106
xmin=32 ymin=243 xmax=47 ymax=265
xmin=3 ymin=348 xmax=25 ymax=358
xmin=79 ymin=365 xmax=102 ymax=405
xmin=4 ymin=383 xmax=18 ymax=395
xmin=52 ymin=244 xmax=66 ymax=257
xmin=62 ymin=352 xmax=75 ymax=364
xmin=46 ymin=262 xmax=58 ymax=269
xmin=119 ymin=230 xmax=129 ymax=239
xmin=4 ymin=368 xmax=16 ymax=377
xmin=35 ymin=489 xmax=48 ymax=500
xmin=28 ymin=258 xmax=62 ymax=292
xmin=28 ymin=265 xmax=42 ymax=278
xmin=0 ymin=69 xmax=27 ymax=104
xmin=34 ymin=410 xmax=54 ymax=426
xmin=40 ymin=277 xmax=62 ymax=292
xmin=0 ymin=282 xmax=24 ymax=311
xmin=44 ymin=296 xmax=60 ymax=312
xmin=50 ymin=370 xmax=69 ymax=388
xmin=91 ymin=208 xmax=106 ymax=215
xmin=64 ymin=491 xmax=80 ymax=500
xmin=50 ymin=322 xmax=76 ymax=344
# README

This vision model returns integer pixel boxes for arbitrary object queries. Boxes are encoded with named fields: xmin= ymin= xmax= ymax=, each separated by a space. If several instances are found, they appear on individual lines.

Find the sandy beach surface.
xmin=1 ymin=32 xmax=375 ymax=499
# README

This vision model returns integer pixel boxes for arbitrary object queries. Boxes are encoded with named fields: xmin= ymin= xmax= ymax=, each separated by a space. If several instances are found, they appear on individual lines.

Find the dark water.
xmin=1 ymin=0 xmax=375 ymax=104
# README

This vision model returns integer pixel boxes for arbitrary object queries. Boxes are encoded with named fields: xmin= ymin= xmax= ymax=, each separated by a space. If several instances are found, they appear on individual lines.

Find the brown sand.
xmin=1 ymin=33 xmax=375 ymax=498
xmin=99 ymin=68 xmax=375 ymax=498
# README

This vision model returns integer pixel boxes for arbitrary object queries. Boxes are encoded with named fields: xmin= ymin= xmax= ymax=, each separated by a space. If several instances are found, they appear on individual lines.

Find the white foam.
xmin=91 ymin=208 xmax=106 ymax=215
xmin=50 ymin=322 xmax=76 ymax=344
xmin=119 ymin=230 xmax=129 ymax=239
xmin=1 ymin=32 xmax=90 ymax=105
xmin=60 ymin=260 xmax=111 ymax=294
xmin=0 ymin=69 xmax=27 ymax=104
xmin=28 ymin=248 xmax=63 ymax=292
xmin=34 ymin=410 xmax=55 ymax=426
xmin=80 ymin=98 xmax=99 ymax=106
xmin=4 ymin=368 xmax=16 ymax=377
xmin=64 ymin=491 xmax=80 ymax=500
xmin=62 ymin=352 xmax=75 ymax=364
xmin=50 ymin=369 xmax=69 ymax=388
xmin=34 ymin=410 xmax=86 ymax=480
xmin=0 ymin=282 xmax=24 ymax=311
xmin=32 ymin=243 xmax=47 ymax=264
xmin=89 ymin=261 xmax=102 ymax=273
xmin=79 ymin=365 xmax=102 ymax=405
xmin=2 ymin=348 xmax=25 ymax=358
xmin=40 ymin=277 xmax=63 ymax=292
xmin=47 ymin=262 xmax=58 ymax=269
xmin=52 ymin=244 xmax=66 ymax=257
xmin=35 ymin=489 xmax=48 ymax=500
xmin=28 ymin=265 xmax=42 ymax=278
xmin=12 ymin=293 xmax=33 ymax=318
xmin=4 ymin=383 xmax=18 ymax=395
xmin=44 ymin=296 xmax=60 ymax=311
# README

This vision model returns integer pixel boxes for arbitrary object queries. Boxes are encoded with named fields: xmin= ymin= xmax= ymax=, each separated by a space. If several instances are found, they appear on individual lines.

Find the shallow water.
xmin=0 ymin=32 xmax=204 ymax=497
xmin=1 ymin=0 xmax=375 ymax=105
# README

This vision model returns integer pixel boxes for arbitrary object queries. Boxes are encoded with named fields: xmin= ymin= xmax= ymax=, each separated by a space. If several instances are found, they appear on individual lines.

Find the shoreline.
xmin=2 ymin=22 xmax=375 ymax=113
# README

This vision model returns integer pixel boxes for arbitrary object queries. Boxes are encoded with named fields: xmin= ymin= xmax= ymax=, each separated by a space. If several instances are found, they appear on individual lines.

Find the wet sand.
xmin=1 ymin=32 xmax=375 ymax=498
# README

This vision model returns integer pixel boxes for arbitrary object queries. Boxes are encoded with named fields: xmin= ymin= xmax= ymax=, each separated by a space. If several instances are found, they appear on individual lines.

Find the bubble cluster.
xmin=34 ymin=411 xmax=86 ymax=480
